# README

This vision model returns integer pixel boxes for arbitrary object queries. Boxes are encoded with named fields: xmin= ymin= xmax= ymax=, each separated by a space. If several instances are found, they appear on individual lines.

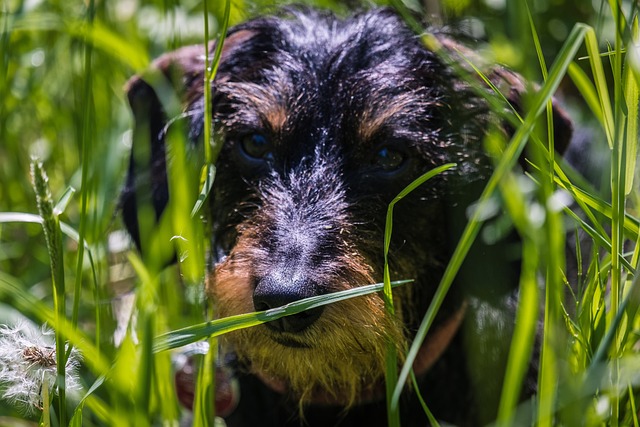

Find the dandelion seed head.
xmin=0 ymin=322 xmax=83 ymax=414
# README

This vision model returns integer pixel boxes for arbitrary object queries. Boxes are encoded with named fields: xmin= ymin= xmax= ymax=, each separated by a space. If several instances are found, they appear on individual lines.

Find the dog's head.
xmin=121 ymin=7 xmax=572 ymax=407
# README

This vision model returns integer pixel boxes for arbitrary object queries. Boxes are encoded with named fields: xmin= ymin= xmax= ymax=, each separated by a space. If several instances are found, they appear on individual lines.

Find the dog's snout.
xmin=253 ymin=275 xmax=324 ymax=333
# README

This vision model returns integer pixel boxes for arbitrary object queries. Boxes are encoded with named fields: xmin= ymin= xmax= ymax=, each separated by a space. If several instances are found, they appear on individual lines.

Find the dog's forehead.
xmin=222 ymin=9 xmax=435 ymax=86
xmin=211 ymin=9 xmax=448 ymax=147
xmin=197 ymin=7 xmax=497 ymax=188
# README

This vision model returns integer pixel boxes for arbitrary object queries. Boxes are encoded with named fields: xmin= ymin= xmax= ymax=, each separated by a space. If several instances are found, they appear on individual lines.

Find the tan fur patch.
xmin=358 ymin=93 xmax=420 ymax=141
xmin=206 ymin=227 xmax=407 ymax=408
xmin=219 ymin=82 xmax=289 ymax=133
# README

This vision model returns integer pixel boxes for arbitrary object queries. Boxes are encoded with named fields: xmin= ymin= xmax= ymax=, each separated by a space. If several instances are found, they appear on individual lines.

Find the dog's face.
xmin=122 ymin=7 xmax=572 ymax=408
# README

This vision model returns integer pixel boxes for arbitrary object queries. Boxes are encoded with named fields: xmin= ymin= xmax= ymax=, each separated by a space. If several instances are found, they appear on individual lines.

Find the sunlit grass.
xmin=0 ymin=0 xmax=639 ymax=426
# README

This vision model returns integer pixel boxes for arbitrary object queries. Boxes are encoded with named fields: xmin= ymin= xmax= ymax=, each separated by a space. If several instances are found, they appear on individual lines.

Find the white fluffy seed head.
xmin=0 ymin=322 xmax=82 ymax=414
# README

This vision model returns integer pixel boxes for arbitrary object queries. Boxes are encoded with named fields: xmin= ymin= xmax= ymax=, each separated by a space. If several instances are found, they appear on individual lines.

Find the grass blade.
xmin=623 ymin=34 xmax=638 ymax=196
xmin=383 ymin=163 xmax=455 ymax=427
xmin=585 ymin=28 xmax=615 ymax=148
xmin=392 ymin=21 xmax=589 ymax=410
xmin=31 ymin=161 xmax=67 ymax=426
xmin=154 ymin=280 xmax=412 ymax=353
xmin=191 ymin=163 xmax=216 ymax=218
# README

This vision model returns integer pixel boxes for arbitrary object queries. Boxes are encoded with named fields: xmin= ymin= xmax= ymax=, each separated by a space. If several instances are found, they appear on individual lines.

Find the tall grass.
xmin=0 ymin=0 xmax=639 ymax=426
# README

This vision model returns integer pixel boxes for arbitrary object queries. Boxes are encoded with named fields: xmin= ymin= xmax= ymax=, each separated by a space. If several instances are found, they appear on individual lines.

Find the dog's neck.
xmin=256 ymin=301 xmax=468 ymax=406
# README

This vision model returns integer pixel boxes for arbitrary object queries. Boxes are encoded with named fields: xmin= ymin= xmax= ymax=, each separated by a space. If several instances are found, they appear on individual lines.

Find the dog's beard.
xmin=208 ymin=233 xmax=407 ymax=407
xmin=221 ymin=297 xmax=405 ymax=406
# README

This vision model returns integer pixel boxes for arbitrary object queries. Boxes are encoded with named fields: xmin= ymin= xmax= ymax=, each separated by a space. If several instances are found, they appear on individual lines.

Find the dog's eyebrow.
xmin=218 ymin=81 xmax=290 ymax=133
xmin=358 ymin=92 xmax=424 ymax=141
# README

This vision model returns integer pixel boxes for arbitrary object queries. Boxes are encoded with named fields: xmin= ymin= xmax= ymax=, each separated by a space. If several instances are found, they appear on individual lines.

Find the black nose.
xmin=253 ymin=275 xmax=324 ymax=333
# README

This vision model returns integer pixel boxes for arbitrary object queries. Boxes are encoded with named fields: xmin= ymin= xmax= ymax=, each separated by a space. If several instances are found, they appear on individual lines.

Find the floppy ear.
xmin=487 ymin=67 xmax=573 ymax=156
xmin=434 ymin=36 xmax=575 ymax=299
xmin=120 ymin=43 xmax=208 ymax=252
xmin=434 ymin=36 xmax=573 ymax=157
xmin=120 ymin=30 xmax=258 ymax=253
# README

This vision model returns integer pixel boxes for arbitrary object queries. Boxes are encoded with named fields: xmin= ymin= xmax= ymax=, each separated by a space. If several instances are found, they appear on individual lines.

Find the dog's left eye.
xmin=373 ymin=147 xmax=405 ymax=172
xmin=240 ymin=133 xmax=273 ymax=161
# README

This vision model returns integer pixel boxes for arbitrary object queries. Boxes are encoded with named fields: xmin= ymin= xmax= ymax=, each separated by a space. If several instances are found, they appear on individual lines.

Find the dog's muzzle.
xmin=253 ymin=272 xmax=324 ymax=333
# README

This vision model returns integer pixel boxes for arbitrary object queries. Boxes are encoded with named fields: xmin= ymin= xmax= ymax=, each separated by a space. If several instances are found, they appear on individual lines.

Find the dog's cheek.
xmin=207 ymin=236 xmax=260 ymax=317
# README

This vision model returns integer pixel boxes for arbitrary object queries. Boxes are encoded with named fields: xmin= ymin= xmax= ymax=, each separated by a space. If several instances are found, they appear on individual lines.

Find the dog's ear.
xmin=434 ymin=36 xmax=573 ymax=156
xmin=120 ymin=30 xmax=255 ymax=253
xmin=487 ymin=67 xmax=573 ymax=156
xmin=120 ymin=44 xmax=205 ymax=253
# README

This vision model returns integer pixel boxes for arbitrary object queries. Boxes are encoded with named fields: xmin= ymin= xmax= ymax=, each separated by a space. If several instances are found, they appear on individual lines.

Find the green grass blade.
xmin=154 ymin=280 xmax=412 ymax=353
xmin=69 ymin=376 xmax=105 ymax=427
xmin=623 ymin=43 xmax=638 ymax=196
xmin=563 ymin=207 xmax=635 ymax=273
xmin=527 ymin=4 xmax=548 ymax=79
xmin=568 ymin=62 xmax=605 ymax=125
xmin=585 ymin=27 xmax=616 ymax=148
xmin=392 ymin=21 xmax=589 ymax=410
xmin=0 ymin=212 xmax=95 ymax=249
xmin=383 ymin=163 xmax=458 ymax=309
xmin=31 ymin=161 xmax=67 ymax=426
xmin=165 ymin=124 xmax=205 ymax=285
xmin=66 ymin=20 xmax=149 ymax=72
xmin=551 ymin=182 xmax=640 ymax=239
xmin=410 ymin=371 xmax=440 ymax=426
xmin=7 ymin=15 xmax=149 ymax=71
xmin=491 ymin=135 xmax=540 ymax=425
xmin=497 ymin=239 xmax=540 ymax=426
xmin=191 ymin=164 xmax=216 ymax=218
xmin=589 ymin=269 xmax=640 ymax=370
xmin=204 ymin=0 xmax=230 ymax=162
xmin=193 ymin=338 xmax=217 ymax=426
xmin=71 ymin=0 xmax=96 ymax=368
xmin=383 ymin=163 xmax=455 ymax=427
xmin=53 ymin=186 xmax=76 ymax=215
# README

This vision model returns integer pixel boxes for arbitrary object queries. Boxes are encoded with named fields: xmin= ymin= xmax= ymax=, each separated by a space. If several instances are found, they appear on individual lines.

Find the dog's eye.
xmin=240 ymin=133 xmax=273 ymax=161
xmin=373 ymin=147 xmax=405 ymax=172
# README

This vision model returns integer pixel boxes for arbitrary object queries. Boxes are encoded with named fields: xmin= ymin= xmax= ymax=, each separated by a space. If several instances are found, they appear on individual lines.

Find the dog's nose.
xmin=253 ymin=276 xmax=324 ymax=333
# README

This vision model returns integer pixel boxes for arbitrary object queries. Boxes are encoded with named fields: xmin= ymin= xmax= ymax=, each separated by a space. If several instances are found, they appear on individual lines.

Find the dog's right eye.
xmin=240 ymin=133 xmax=274 ymax=161
xmin=372 ymin=147 xmax=406 ymax=173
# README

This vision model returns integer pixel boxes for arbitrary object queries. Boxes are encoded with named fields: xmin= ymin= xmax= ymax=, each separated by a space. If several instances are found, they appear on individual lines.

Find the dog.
xmin=120 ymin=7 xmax=574 ymax=426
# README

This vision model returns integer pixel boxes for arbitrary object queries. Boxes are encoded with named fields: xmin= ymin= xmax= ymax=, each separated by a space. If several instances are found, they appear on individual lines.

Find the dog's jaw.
xmin=208 ymin=227 xmax=407 ymax=407
xmin=210 ymin=236 xmax=467 ymax=407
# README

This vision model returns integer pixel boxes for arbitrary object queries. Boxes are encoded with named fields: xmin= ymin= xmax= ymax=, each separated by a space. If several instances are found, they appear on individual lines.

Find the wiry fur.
xmin=209 ymin=145 xmax=407 ymax=407
xmin=121 ymin=7 xmax=574 ymax=427
xmin=211 ymin=243 xmax=405 ymax=407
